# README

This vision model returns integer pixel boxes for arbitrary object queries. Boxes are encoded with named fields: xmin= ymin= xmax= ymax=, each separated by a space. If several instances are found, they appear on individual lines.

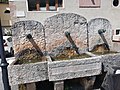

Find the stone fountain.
xmin=8 ymin=13 xmax=120 ymax=90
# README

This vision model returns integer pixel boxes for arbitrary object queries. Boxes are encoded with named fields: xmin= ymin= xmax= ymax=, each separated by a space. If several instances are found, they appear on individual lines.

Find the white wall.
xmin=9 ymin=0 xmax=120 ymax=29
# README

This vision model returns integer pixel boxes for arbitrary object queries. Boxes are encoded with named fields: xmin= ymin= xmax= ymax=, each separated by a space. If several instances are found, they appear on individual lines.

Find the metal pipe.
xmin=65 ymin=31 xmax=96 ymax=57
xmin=86 ymin=23 xmax=89 ymax=51
xmin=91 ymin=0 xmax=95 ymax=5
xmin=65 ymin=31 xmax=80 ymax=55
xmin=98 ymin=29 xmax=110 ymax=51
xmin=26 ymin=34 xmax=44 ymax=56
xmin=0 ymin=19 xmax=11 ymax=90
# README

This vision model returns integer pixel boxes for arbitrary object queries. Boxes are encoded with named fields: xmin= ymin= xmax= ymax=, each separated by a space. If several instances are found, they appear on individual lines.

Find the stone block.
xmin=8 ymin=61 xmax=48 ymax=85
xmin=48 ymin=57 xmax=102 ymax=81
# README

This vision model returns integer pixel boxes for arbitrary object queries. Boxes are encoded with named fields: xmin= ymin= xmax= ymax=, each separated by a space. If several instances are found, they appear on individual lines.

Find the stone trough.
xmin=8 ymin=53 xmax=120 ymax=90
xmin=8 ymin=61 xmax=48 ymax=85
xmin=8 ymin=13 xmax=120 ymax=90
xmin=48 ymin=56 xmax=101 ymax=82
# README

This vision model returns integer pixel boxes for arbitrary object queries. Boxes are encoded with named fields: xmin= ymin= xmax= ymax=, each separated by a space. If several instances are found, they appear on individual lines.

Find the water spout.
xmin=98 ymin=29 xmax=110 ymax=51
xmin=26 ymin=34 xmax=44 ymax=56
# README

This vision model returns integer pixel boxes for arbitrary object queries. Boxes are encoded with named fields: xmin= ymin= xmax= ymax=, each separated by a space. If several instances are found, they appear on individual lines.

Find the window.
xmin=79 ymin=0 xmax=101 ymax=8
xmin=113 ymin=0 xmax=119 ymax=7
xmin=27 ymin=0 xmax=63 ymax=11
xmin=112 ymin=29 xmax=120 ymax=42
xmin=116 ymin=29 xmax=120 ymax=35
xmin=0 ymin=0 xmax=8 ymax=3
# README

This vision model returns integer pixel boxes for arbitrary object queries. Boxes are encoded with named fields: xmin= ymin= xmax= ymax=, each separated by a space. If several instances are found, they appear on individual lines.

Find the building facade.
xmin=0 ymin=0 xmax=12 ymax=35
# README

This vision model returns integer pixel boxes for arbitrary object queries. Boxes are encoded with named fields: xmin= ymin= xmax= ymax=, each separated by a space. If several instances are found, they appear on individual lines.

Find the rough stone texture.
xmin=88 ymin=18 xmax=112 ymax=51
xmin=11 ymin=20 xmax=45 ymax=58
xmin=8 ymin=62 xmax=48 ymax=85
xmin=48 ymin=57 xmax=102 ymax=81
xmin=48 ymin=53 xmax=120 ymax=82
xmin=100 ymin=53 xmax=120 ymax=66
xmin=44 ymin=13 xmax=87 ymax=57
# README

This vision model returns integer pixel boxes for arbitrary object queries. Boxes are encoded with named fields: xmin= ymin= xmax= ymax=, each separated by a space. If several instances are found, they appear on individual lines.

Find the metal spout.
xmin=98 ymin=29 xmax=106 ymax=34
xmin=26 ymin=34 xmax=32 ymax=39
xmin=26 ymin=34 xmax=44 ymax=56
xmin=65 ymin=31 xmax=80 ymax=55
xmin=98 ymin=29 xmax=110 ymax=51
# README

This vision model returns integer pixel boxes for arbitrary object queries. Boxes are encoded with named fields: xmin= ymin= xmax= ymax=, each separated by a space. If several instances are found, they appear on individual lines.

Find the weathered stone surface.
xmin=88 ymin=18 xmax=112 ymax=51
xmin=8 ymin=62 xmax=48 ymax=85
xmin=11 ymin=20 xmax=45 ymax=58
xmin=48 ymin=57 xmax=102 ymax=81
xmin=44 ymin=13 xmax=87 ymax=57
xmin=8 ymin=53 xmax=120 ymax=85
xmin=100 ymin=53 xmax=120 ymax=67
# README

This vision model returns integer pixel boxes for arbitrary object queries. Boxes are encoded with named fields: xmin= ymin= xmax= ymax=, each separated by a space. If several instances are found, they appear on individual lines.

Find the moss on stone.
xmin=15 ymin=49 xmax=46 ymax=65
xmin=53 ymin=53 xmax=91 ymax=61
xmin=91 ymin=51 xmax=117 ymax=55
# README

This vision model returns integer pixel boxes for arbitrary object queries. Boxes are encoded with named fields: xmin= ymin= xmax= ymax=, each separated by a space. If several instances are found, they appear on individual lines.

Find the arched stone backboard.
xmin=44 ymin=13 xmax=87 ymax=57
xmin=11 ymin=20 xmax=45 ymax=58
xmin=88 ymin=18 xmax=112 ymax=51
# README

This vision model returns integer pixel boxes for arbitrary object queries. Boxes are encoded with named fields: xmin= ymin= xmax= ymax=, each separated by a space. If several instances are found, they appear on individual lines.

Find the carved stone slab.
xmin=48 ymin=57 xmax=102 ymax=81
xmin=11 ymin=20 xmax=45 ymax=58
xmin=44 ymin=13 xmax=87 ymax=57
xmin=88 ymin=18 xmax=112 ymax=51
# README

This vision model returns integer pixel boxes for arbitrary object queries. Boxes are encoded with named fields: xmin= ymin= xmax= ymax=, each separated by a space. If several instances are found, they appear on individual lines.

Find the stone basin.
xmin=48 ymin=55 xmax=102 ymax=81
xmin=8 ymin=61 xmax=48 ymax=85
